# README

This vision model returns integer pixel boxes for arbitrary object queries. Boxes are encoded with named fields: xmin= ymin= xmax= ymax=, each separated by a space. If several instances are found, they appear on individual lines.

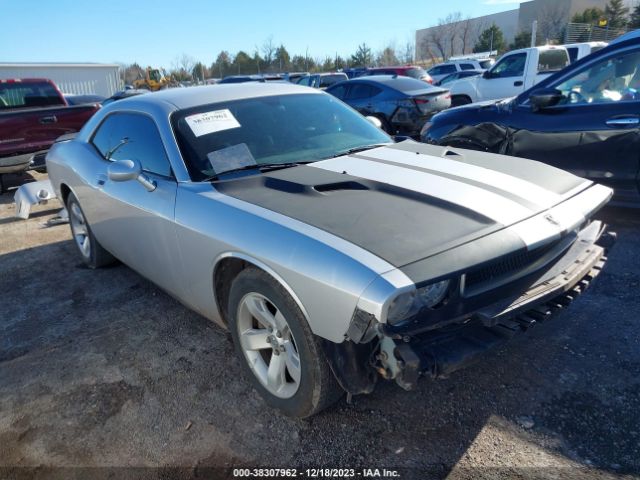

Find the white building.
xmin=0 ymin=63 xmax=121 ymax=97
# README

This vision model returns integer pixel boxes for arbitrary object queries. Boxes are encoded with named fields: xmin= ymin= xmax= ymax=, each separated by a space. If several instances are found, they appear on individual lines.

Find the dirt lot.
xmin=1 ymin=173 xmax=639 ymax=480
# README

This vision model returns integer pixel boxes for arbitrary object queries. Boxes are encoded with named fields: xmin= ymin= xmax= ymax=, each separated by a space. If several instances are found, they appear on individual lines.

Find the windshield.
xmin=0 ymin=81 xmax=64 ymax=109
xmin=171 ymin=93 xmax=391 ymax=180
xmin=149 ymin=70 xmax=162 ymax=82
xmin=479 ymin=59 xmax=495 ymax=69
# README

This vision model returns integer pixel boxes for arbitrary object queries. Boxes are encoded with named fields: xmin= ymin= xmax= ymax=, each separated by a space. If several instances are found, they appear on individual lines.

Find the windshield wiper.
xmin=331 ymin=143 xmax=392 ymax=158
xmin=205 ymin=161 xmax=313 ymax=181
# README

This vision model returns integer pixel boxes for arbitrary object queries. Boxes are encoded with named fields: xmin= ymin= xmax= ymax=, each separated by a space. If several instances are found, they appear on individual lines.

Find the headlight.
xmin=386 ymin=280 xmax=450 ymax=326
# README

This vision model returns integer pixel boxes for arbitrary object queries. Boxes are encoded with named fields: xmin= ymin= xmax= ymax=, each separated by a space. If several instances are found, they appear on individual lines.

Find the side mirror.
xmin=482 ymin=70 xmax=493 ymax=79
xmin=366 ymin=116 xmax=383 ymax=129
xmin=529 ymin=88 xmax=564 ymax=112
xmin=107 ymin=159 xmax=156 ymax=192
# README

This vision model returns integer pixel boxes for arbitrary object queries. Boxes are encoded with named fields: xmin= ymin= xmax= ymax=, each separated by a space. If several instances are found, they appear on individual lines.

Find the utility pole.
xmin=531 ymin=20 xmax=538 ymax=47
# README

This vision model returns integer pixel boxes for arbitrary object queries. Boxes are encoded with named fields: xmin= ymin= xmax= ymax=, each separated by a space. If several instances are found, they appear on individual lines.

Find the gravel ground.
xmin=0 ymin=173 xmax=639 ymax=480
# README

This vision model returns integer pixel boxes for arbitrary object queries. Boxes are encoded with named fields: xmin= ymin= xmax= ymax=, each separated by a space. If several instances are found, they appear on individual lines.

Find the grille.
xmin=465 ymin=240 xmax=563 ymax=289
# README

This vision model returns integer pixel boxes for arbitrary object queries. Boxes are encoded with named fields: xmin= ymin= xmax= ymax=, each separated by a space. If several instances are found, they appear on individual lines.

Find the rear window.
xmin=382 ymin=76 xmax=438 ymax=93
xmin=428 ymin=64 xmax=456 ymax=75
xmin=319 ymin=74 xmax=348 ymax=88
xmin=538 ymin=49 xmax=570 ymax=73
xmin=0 ymin=81 xmax=64 ymax=109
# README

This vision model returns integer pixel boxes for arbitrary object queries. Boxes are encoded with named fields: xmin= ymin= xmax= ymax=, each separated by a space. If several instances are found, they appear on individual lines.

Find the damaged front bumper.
xmin=377 ymin=222 xmax=615 ymax=391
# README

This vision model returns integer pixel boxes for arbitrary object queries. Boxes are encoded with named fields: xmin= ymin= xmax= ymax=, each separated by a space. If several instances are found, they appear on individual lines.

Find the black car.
xmin=64 ymin=94 xmax=106 ymax=105
xmin=422 ymin=35 xmax=640 ymax=207
xmin=326 ymin=76 xmax=451 ymax=137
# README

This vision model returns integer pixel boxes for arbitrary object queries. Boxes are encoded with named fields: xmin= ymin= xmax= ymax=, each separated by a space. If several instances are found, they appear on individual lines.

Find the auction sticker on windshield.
xmin=185 ymin=109 xmax=241 ymax=137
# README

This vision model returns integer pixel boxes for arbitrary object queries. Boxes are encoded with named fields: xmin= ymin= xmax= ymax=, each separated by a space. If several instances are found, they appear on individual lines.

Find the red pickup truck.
xmin=0 ymin=78 xmax=100 ymax=193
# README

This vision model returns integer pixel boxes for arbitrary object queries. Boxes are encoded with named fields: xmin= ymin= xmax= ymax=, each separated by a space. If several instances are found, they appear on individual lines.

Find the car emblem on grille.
xmin=544 ymin=214 xmax=560 ymax=226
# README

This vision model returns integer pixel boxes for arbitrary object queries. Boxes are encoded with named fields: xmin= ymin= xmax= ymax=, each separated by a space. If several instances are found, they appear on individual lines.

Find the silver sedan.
xmin=47 ymin=83 xmax=614 ymax=417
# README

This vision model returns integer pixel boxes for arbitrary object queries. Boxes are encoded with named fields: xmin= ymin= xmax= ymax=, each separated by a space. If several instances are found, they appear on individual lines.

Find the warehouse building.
xmin=415 ymin=0 xmax=616 ymax=62
xmin=0 ymin=63 xmax=121 ymax=97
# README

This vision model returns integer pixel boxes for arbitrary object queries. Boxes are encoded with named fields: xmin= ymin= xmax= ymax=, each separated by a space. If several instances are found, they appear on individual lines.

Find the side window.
xmin=328 ymin=84 xmax=347 ymax=99
xmin=490 ymin=53 xmax=527 ymax=78
xmin=91 ymin=113 xmax=172 ymax=177
xmin=297 ymin=76 xmax=312 ymax=86
xmin=538 ymin=49 xmax=570 ymax=72
xmin=553 ymin=48 xmax=640 ymax=105
xmin=460 ymin=63 xmax=475 ymax=70
xmin=346 ymin=84 xmax=378 ymax=100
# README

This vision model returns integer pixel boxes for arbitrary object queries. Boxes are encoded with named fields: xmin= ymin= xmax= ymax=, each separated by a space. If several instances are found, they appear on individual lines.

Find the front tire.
xmin=66 ymin=192 xmax=115 ymax=269
xmin=228 ymin=267 xmax=343 ymax=417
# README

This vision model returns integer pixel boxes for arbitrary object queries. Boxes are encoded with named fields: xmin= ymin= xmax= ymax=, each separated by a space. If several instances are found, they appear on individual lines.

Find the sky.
xmin=1 ymin=0 xmax=524 ymax=68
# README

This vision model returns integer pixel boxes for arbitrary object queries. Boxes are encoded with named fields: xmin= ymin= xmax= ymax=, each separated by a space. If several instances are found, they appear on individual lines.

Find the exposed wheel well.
xmin=60 ymin=183 xmax=71 ymax=206
xmin=213 ymin=257 xmax=249 ymax=327
xmin=451 ymin=95 xmax=472 ymax=107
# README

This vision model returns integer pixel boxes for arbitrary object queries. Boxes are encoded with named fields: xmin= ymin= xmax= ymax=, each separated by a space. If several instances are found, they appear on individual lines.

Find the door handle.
xmin=514 ymin=81 xmax=524 ymax=87
xmin=39 ymin=115 xmax=57 ymax=124
xmin=606 ymin=116 xmax=640 ymax=127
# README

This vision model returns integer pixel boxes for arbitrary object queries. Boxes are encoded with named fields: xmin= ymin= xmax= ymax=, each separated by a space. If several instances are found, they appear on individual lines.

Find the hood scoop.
xmin=314 ymin=181 xmax=369 ymax=193
xmin=262 ymin=177 xmax=370 ymax=195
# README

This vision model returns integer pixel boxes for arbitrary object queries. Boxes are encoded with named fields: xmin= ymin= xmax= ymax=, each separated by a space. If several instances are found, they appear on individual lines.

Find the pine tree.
xmin=473 ymin=25 xmax=506 ymax=54
xmin=629 ymin=3 xmax=640 ymax=29
xmin=605 ymin=0 xmax=629 ymax=29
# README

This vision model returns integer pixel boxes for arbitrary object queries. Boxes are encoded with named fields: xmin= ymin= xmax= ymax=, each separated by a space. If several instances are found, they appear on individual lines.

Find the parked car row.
xmin=423 ymin=33 xmax=640 ymax=207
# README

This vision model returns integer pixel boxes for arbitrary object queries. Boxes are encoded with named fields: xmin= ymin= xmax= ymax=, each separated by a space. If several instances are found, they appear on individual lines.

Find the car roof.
xmin=610 ymin=29 xmax=640 ymax=44
xmin=347 ymin=75 xmax=441 ymax=93
xmin=368 ymin=66 xmax=420 ymax=71
xmin=128 ymin=83 xmax=321 ymax=110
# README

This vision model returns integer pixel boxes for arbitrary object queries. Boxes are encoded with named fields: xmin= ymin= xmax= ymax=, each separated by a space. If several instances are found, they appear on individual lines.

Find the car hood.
xmin=213 ymin=141 xmax=592 ymax=269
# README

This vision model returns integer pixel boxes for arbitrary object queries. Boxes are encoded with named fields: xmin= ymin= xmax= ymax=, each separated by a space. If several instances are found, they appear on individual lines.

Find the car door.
xmin=509 ymin=45 xmax=640 ymax=204
xmin=480 ymin=52 xmax=528 ymax=100
xmin=84 ymin=111 xmax=184 ymax=295
xmin=343 ymin=83 xmax=382 ymax=116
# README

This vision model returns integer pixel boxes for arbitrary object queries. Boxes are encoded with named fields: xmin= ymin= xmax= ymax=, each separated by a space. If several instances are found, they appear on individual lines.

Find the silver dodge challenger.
xmin=46 ymin=83 xmax=615 ymax=417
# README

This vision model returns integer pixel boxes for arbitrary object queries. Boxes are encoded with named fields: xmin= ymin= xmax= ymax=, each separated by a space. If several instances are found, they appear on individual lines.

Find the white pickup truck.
xmin=448 ymin=46 xmax=570 ymax=106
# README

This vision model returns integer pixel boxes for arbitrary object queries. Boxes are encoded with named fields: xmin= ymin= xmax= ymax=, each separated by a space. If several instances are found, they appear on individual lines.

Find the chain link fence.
xmin=563 ymin=22 xmax=628 ymax=43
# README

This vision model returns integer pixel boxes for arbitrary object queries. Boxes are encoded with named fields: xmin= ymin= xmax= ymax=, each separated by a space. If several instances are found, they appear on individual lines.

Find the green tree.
xmin=605 ymin=0 xmax=629 ymax=29
xmin=350 ymin=43 xmax=373 ymax=67
xmin=212 ymin=51 xmax=231 ymax=79
xmin=376 ymin=46 xmax=399 ymax=67
xmin=571 ymin=7 xmax=605 ymax=24
xmin=630 ymin=3 xmax=640 ymax=29
xmin=473 ymin=24 xmax=506 ymax=54
xmin=509 ymin=30 xmax=532 ymax=50
xmin=232 ymin=51 xmax=253 ymax=75
xmin=191 ymin=62 xmax=207 ymax=82
xmin=274 ymin=45 xmax=291 ymax=72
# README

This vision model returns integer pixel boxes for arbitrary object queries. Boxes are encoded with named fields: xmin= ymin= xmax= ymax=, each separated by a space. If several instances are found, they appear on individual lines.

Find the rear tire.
xmin=66 ymin=192 xmax=116 ymax=269
xmin=228 ymin=267 xmax=343 ymax=417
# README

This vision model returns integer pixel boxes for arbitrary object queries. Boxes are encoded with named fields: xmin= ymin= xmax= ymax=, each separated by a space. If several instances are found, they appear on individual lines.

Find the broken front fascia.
xmin=14 ymin=180 xmax=57 ymax=219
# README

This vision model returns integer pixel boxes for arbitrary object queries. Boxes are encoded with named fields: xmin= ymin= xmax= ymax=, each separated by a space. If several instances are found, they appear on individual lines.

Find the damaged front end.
xmin=325 ymin=218 xmax=615 ymax=396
